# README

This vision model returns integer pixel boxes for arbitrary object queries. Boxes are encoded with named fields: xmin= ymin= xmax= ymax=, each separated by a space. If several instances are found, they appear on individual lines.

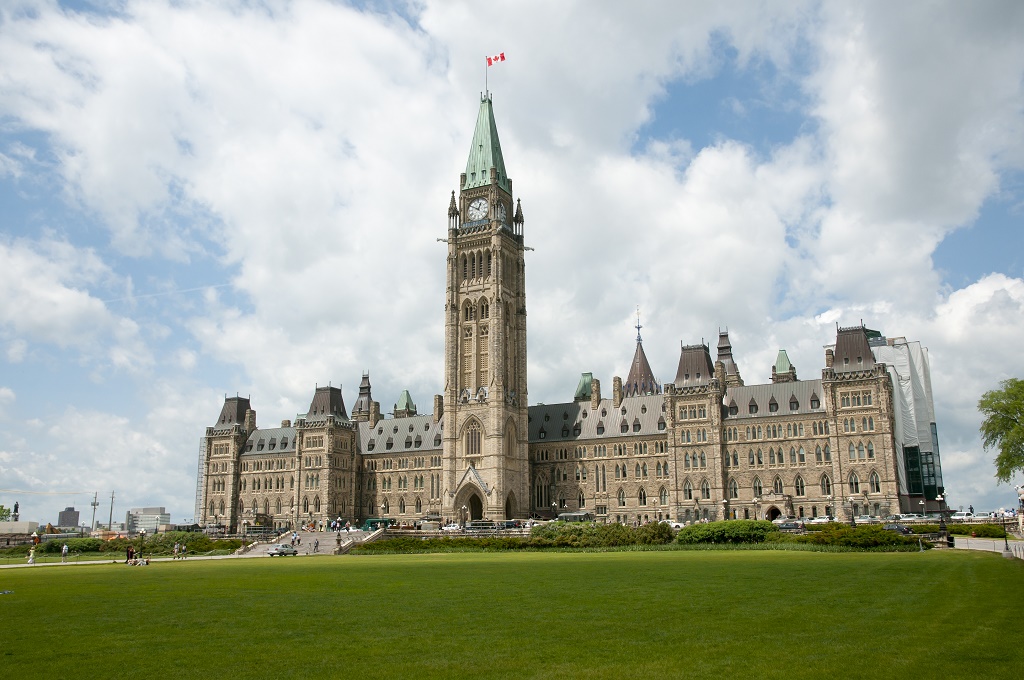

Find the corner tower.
xmin=442 ymin=94 xmax=529 ymax=521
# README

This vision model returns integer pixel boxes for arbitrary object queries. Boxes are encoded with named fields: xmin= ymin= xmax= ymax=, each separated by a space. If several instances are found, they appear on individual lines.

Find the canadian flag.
xmin=486 ymin=53 xmax=505 ymax=66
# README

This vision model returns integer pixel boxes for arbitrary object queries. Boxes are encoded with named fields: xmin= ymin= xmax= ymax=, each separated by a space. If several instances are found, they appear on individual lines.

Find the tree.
xmin=0 ymin=505 xmax=11 ymax=522
xmin=979 ymin=378 xmax=1024 ymax=482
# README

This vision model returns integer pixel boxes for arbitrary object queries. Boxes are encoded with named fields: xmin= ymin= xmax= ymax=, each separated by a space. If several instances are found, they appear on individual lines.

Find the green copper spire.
xmin=463 ymin=94 xmax=511 ymax=194
xmin=774 ymin=349 xmax=792 ymax=373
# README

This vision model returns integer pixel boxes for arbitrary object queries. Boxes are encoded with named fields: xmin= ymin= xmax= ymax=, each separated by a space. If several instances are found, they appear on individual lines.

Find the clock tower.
xmin=442 ymin=93 xmax=529 ymax=521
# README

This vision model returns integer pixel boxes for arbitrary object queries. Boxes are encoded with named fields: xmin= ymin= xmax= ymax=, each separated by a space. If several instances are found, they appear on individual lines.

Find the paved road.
xmin=953 ymin=536 xmax=1023 ymax=558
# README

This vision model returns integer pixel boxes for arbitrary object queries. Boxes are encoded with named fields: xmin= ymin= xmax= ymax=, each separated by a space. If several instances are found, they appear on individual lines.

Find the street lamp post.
xmin=462 ymin=505 xmax=468 ymax=527
xmin=138 ymin=528 xmax=146 ymax=558
xmin=753 ymin=497 xmax=761 ymax=522
xmin=551 ymin=502 xmax=557 ymax=520
xmin=823 ymin=495 xmax=833 ymax=521
xmin=721 ymin=499 xmax=728 ymax=521
xmin=919 ymin=499 xmax=926 ymax=519
xmin=1003 ymin=514 xmax=1012 ymax=558
xmin=848 ymin=498 xmax=857 ymax=528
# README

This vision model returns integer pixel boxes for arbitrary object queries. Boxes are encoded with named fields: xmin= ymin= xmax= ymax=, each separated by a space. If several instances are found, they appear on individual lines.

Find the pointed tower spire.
xmin=463 ymin=94 xmax=511 ymax=194
xmin=448 ymin=190 xmax=459 ymax=218
xmin=623 ymin=315 xmax=660 ymax=398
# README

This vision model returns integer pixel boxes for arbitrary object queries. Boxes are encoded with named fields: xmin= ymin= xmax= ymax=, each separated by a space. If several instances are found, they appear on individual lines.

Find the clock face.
xmin=467 ymin=197 xmax=489 ymax=221
xmin=497 ymin=202 xmax=507 ymax=223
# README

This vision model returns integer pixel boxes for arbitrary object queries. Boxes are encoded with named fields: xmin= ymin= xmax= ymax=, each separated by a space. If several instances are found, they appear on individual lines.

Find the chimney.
xmin=243 ymin=408 xmax=256 ymax=434
xmin=612 ymin=376 xmax=623 ymax=409
xmin=281 ymin=419 xmax=291 ymax=428
xmin=433 ymin=395 xmax=444 ymax=423
xmin=825 ymin=348 xmax=834 ymax=368
xmin=590 ymin=378 xmax=601 ymax=411
xmin=369 ymin=401 xmax=381 ymax=428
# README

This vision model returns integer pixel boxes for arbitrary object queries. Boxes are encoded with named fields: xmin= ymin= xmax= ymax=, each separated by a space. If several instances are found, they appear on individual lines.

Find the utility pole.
xmin=90 ymin=492 xmax=99 ymax=531
xmin=107 ymin=490 xmax=115 ymax=531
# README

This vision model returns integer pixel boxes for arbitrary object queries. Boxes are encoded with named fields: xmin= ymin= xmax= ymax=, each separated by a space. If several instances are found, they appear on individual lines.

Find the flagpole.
xmin=485 ymin=55 xmax=488 ymax=96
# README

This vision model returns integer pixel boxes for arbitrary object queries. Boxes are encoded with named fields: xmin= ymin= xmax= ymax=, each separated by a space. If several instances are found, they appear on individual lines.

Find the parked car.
xmin=898 ymin=513 xmax=925 ymax=521
xmin=884 ymin=524 xmax=914 ymax=535
xmin=854 ymin=515 xmax=881 ymax=524
xmin=266 ymin=544 xmax=298 ymax=557
xmin=771 ymin=516 xmax=799 ymax=525
xmin=806 ymin=516 xmax=835 ymax=525
xmin=777 ymin=521 xmax=805 ymax=531
xmin=950 ymin=511 xmax=975 ymax=521
xmin=441 ymin=523 xmax=463 ymax=533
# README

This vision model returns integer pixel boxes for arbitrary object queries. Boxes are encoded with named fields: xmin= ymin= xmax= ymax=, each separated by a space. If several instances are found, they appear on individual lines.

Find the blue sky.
xmin=2 ymin=0 xmax=1024 ymax=524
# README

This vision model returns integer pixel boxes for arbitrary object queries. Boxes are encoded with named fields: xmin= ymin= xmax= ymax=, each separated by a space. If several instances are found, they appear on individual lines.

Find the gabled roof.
xmin=463 ymin=94 xmax=511 ymax=194
xmin=624 ymin=340 xmax=660 ymax=397
xmin=724 ymin=380 xmax=825 ymax=419
xmin=674 ymin=343 xmax=715 ymax=386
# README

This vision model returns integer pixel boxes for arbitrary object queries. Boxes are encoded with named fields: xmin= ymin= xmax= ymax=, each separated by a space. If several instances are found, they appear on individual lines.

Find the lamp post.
xmin=919 ymin=498 xmax=926 ymax=519
xmin=138 ymin=528 xmax=146 ymax=558
xmin=753 ymin=497 xmax=761 ymax=522
xmin=848 ymin=498 xmax=857 ymax=528
xmin=936 ymin=494 xmax=948 ymax=534
xmin=551 ymin=501 xmax=557 ymax=520
xmin=721 ymin=499 xmax=728 ymax=521
xmin=823 ymin=495 xmax=833 ymax=521
xmin=1002 ymin=514 xmax=1012 ymax=557
xmin=462 ymin=504 xmax=468 ymax=527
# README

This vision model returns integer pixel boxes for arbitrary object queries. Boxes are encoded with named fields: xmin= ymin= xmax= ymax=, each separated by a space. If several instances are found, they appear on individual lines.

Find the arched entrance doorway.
xmin=767 ymin=506 xmax=782 ymax=521
xmin=468 ymin=494 xmax=483 ymax=521
xmin=505 ymin=492 xmax=517 ymax=520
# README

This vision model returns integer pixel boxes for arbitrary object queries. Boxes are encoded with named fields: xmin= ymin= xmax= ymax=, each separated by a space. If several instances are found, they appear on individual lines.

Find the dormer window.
xmin=749 ymin=400 xmax=759 ymax=415
xmin=790 ymin=398 xmax=799 ymax=411
xmin=367 ymin=440 xmax=375 ymax=452
xmin=810 ymin=394 xmax=820 ymax=409
xmin=280 ymin=437 xmax=288 ymax=448
xmin=596 ymin=421 xmax=605 ymax=435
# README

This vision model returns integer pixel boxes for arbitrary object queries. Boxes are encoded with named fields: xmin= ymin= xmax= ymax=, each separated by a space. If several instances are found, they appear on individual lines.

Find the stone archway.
xmin=767 ymin=506 xmax=782 ymax=521
xmin=468 ymin=494 xmax=483 ymax=521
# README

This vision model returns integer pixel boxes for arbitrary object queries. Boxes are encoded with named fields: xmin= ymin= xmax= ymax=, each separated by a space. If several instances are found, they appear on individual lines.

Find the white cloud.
xmin=1 ymin=0 xmax=1023 ymax=518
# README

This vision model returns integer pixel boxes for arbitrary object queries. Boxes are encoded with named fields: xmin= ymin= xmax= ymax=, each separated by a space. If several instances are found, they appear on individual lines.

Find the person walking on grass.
xmin=27 ymin=546 xmax=35 ymax=565
xmin=61 ymin=543 xmax=69 ymax=563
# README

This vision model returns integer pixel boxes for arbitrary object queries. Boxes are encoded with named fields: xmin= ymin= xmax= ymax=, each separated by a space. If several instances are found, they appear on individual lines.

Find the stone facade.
xmin=196 ymin=95 xmax=944 ymax=532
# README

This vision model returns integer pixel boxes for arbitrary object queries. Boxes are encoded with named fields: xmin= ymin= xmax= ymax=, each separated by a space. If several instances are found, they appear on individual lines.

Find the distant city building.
xmin=125 ymin=507 xmax=170 ymax=534
xmin=57 ymin=506 xmax=80 ymax=527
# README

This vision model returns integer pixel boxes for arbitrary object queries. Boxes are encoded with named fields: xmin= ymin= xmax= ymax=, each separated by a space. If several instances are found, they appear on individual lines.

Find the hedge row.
xmin=910 ymin=523 xmax=1007 ymax=538
xmin=354 ymin=521 xmax=676 ymax=554
xmin=674 ymin=520 xmax=777 ymax=544
xmin=766 ymin=524 xmax=929 ymax=549
xmin=1 ymin=532 xmax=242 ymax=557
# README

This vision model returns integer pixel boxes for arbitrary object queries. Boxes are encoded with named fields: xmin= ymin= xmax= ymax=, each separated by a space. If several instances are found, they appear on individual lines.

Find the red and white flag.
xmin=486 ymin=53 xmax=505 ymax=66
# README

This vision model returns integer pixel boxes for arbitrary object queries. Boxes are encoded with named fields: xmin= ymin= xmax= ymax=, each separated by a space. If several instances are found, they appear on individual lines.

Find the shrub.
xmin=793 ymin=524 xmax=927 ymax=549
xmin=675 ymin=520 xmax=778 ymax=545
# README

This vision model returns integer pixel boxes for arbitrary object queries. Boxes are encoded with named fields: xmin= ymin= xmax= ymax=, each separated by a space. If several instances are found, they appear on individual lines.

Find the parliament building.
xmin=196 ymin=95 xmax=945 ymax=532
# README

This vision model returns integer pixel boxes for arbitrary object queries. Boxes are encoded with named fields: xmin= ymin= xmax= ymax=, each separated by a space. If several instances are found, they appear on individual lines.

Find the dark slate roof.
xmin=307 ymin=386 xmax=348 ymax=420
xmin=528 ymin=395 xmax=667 ymax=443
xmin=242 ymin=427 xmax=297 ymax=456
xmin=213 ymin=396 xmax=250 ymax=428
xmin=358 ymin=415 xmax=443 ymax=456
xmin=833 ymin=325 xmax=876 ymax=373
xmin=674 ymin=344 xmax=715 ymax=386
xmin=724 ymin=380 xmax=825 ymax=420
xmin=352 ymin=373 xmax=372 ymax=415
xmin=624 ymin=341 xmax=660 ymax=397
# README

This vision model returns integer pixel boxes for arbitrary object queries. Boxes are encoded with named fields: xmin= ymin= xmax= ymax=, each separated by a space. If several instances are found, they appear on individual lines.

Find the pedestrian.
xmin=27 ymin=546 xmax=35 ymax=565
xmin=173 ymin=542 xmax=179 ymax=559
xmin=125 ymin=545 xmax=134 ymax=564
xmin=181 ymin=544 xmax=187 ymax=559
xmin=314 ymin=539 xmax=319 ymax=553
xmin=61 ymin=543 xmax=69 ymax=563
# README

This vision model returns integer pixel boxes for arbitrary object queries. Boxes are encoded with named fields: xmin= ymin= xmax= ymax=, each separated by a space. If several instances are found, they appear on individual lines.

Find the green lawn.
xmin=1 ymin=550 xmax=1021 ymax=679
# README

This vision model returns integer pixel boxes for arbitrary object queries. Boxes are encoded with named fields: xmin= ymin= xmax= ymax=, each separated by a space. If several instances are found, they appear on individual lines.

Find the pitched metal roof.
xmin=774 ymin=349 xmax=793 ymax=373
xmin=395 ymin=390 xmax=417 ymax=414
xmin=574 ymin=372 xmax=593 ymax=401
xmin=724 ymin=380 xmax=825 ymax=420
xmin=357 ymin=415 xmax=443 ymax=456
xmin=242 ymin=426 xmax=297 ymax=456
xmin=833 ymin=325 xmax=876 ymax=373
xmin=213 ymin=396 xmax=250 ymax=428
xmin=462 ymin=94 xmax=511 ymax=194
xmin=528 ymin=394 xmax=667 ymax=443
xmin=306 ymin=386 xmax=348 ymax=420
xmin=674 ymin=343 xmax=715 ymax=387
xmin=624 ymin=340 xmax=661 ymax=397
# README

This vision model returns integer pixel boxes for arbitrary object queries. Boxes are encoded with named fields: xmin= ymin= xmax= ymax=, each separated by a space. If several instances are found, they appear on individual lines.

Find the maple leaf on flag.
xmin=486 ymin=52 xmax=506 ymax=66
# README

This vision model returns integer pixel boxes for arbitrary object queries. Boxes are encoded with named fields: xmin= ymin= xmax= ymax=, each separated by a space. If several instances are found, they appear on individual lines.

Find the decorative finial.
xmin=635 ymin=307 xmax=643 ymax=343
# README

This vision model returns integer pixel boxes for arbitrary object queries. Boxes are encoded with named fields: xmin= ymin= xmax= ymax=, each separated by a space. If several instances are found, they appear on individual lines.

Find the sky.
xmin=2 ymin=0 xmax=1023 ymax=525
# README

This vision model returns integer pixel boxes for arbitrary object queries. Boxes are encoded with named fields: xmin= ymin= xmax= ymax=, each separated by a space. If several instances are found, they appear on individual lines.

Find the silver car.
xmin=266 ymin=544 xmax=298 ymax=556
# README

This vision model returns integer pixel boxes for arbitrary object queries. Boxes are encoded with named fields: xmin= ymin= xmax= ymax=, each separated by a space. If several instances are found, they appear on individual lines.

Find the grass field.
xmin=1 ymin=550 xmax=1021 ymax=679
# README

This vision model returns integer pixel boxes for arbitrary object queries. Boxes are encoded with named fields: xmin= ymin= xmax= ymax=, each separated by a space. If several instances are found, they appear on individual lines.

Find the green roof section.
xmin=463 ymin=94 xmax=511 ymax=194
xmin=774 ymin=349 xmax=792 ymax=374
xmin=574 ymin=372 xmax=593 ymax=402
xmin=396 ymin=390 xmax=416 ymax=413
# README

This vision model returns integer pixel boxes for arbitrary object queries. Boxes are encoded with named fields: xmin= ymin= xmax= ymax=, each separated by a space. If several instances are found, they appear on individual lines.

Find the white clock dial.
xmin=467 ymin=198 xmax=489 ymax=221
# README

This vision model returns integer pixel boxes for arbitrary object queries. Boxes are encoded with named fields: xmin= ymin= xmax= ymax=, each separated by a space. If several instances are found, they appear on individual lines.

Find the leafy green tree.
xmin=979 ymin=378 xmax=1024 ymax=482
xmin=0 ymin=505 xmax=11 ymax=522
